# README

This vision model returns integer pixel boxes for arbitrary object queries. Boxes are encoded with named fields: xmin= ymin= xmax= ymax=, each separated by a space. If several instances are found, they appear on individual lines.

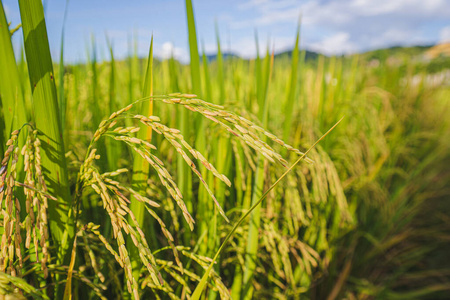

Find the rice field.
xmin=1 ymin=1 xmax=450 ymax=299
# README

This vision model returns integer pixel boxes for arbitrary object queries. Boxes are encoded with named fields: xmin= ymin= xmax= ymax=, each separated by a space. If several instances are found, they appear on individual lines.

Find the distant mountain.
xmin=273 ymin=49 xmax=321 ymax=61
xmin=218 ymin=45 xmax=442 ymax=62
xmin=424 ymin=43 xmax=450 ymax=59
xmin=67 ymin=44 xmax=446 ymax=69
xmin=358 ymin=44 xmax=450 ymax=74
xmin=361 ymin=45 xmax=433 ymax=60
xmin=273 ymin=45 xmax=440 ymax=61
xmin=204 ymin=52 xmax=240 ymax=62
xmin=203 ymin=49 xmax=321 ymax=62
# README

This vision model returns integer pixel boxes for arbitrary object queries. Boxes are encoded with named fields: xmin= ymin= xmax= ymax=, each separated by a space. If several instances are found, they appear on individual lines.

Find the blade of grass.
xmin=283 ymin=18 xmax=301 ymax=143
xmin=58 ymin=0 xmax=69 ymax=138
xmin=197 ymin=43 xmax=212 ymax=257
xmin=186 ymin=0 xmax=201 ymax=95
xmin=182 ymin=0 xmax=202 ymax=244
xmin=0 ymin=1 xmax=28 ymax=212
xmin=18 ymin=0 xmax=74 ymax=297
xmin=201 ymin=42 xmax=212 ymax=101
xmin=254 ymin=31 xmax=262 ymax=111
xmin=128 ymin=33 xmax=134 ymax=105
xmin=90 ymin=34 xmax=108 ymax=172
xmin=242 ymin=46 xmax=274 ymax=300
xmin=106 ymin=35 xmax=116 ymax=114
xmin=0 ymin=2 xmax=28 ymax=148
xmin=128 ymin=35 xmax=155 ymax=282
xmin=105 ymin=34 xmax=119 ymax=172
xmin=215 ymin=22 xmax=225 ymax=104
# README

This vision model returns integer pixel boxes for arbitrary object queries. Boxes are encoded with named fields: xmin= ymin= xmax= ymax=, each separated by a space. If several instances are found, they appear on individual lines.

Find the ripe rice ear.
xmin=191 ymin=118 xmax=343 ymax=300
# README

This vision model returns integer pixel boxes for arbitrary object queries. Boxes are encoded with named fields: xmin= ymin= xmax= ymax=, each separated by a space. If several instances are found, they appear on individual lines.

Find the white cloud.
xmin=439 ymin=26 xmax=450 ymax=43
xmin=231 ymin=5 xmax=300 ymax=29
xmin=238 ymin=0 xmax=298 ymax=11
xmin=233 ymin=0 xmax=450 ymax=29
xmin=351 ymin=0 xmax=409 ymax=16
xmin=300 ymin=2 xmax=352 ymax=26
xmin=238 ymin=0 xmax=270 ymax=10
xmin=309 ymin=32 xmax=357 ymax=55
xmin=232 ymin=0 xmax=352 ymax=29
xmin=155 ymin=42 xmax=189 ymax=63
xmin=374 ymin=28 xmax=414 ymax=46
xmin=216 ymin=35 xmax=298 ymax=58
xmin=225 ymin=38 xmax=258 ymax=58
xmin=350 ymin=0 xmax=446 ymax=16
xmin=201 ymin=42 xmax=219 ymax=55
xmin=230 ymin=0 xmax=450 ymax=55
xmin=232 ymin=0 xmax=303 ymax=29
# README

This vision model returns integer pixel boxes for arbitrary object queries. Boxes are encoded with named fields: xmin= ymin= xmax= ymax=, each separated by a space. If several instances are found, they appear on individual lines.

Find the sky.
xmin=3 ymin=0 xmax=450 ymax=63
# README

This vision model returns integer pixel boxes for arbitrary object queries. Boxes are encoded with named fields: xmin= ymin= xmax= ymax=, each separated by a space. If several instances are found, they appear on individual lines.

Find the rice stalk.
xmin=241 ymin=46 xmax=274 ymax=300
xmin=127 ymin=35 xmax=155 ymax=283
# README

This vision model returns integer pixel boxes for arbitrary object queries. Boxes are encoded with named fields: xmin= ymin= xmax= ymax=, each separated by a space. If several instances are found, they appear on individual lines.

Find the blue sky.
xmin=3 ymin=0 xmax=450 ymax=63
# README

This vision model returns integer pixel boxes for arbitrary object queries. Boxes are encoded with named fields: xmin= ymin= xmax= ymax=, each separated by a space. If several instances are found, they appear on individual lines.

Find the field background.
xmin=1 ymin=1 xmax=450 ymax=299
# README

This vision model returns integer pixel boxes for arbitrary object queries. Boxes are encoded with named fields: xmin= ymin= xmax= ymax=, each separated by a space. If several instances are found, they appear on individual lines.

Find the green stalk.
xmin=315 ymin=55 xmax=325 ymax=123
xmin=215 ymin=22 xmax=225 ymax=104
xmin=106 ymin=36 xmax=116 ymax=114
xmin=89 ymin=35 xmax=108 ymax=172
xmin=105 ymin=35 xmax=118 ymax=171
xmin=229 ymin=38 xmax=268 ymax=299
xmin=0 ymin=0 xmax=28 ymax=223
xmin=0 ymin=2 xmax=27 ymax=153
xmin=91 ymin=34 xmax=99 ymax=127
xmin=170 ymin=48 xmax=194 ymax=238
xmin=283 ymin=20 xmax=301 ymax=143
xmin=207 ymin=29 xmax=231 ymax=300
xmin=134 ymin=29 xmax=143 ymax=93
xmin=186 ymin=0 xmax=202 ymax=95
xmin=18 ymin=1 xmax=74 ymax=297
xmin=58 ymin=0 xmax=69 ymax=137
xmin=201 ymin=42 xmax=212 ymax=101
xmin=241 ymin=47 xmax=273 ymax=300
xmin=18 ymin=46 xmax=32 ymax=121
xmin=230 ymin=170 xmax=253 ymax=299
xmin=182 ymin=0 xmax=202 ymax=240
xmin=127 ymin=36 xmax=154 ymax=282
xmin=128 ymin=34 xmax=134 ymax=104
xmin=168 ymin=55 xmax=180 ymax=92
xmin=254 ymin=32 xmax=263 ymax=111
xmin=197 ymin=45 xmax=212 ymax=257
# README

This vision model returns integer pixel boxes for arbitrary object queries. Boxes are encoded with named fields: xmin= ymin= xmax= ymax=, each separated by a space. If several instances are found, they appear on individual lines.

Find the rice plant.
xmin=0 ymin=0 xmax=449 ymax=299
